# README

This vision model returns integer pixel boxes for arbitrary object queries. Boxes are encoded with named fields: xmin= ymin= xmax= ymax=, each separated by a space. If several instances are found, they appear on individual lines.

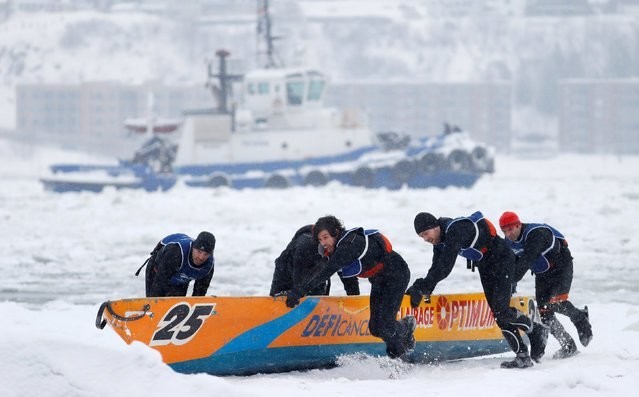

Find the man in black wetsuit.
xmin=283 ymin=215 xmax=416 ymax=359
xmin=500 ymin=211 xmax=593 ymax=360
xmin=143 ymin=231 xmax=216 ymax=297
xmin=406 ymin=211 xmax=547 ymax=368
xmin=269 ymin=224 xmax=360 ymax=297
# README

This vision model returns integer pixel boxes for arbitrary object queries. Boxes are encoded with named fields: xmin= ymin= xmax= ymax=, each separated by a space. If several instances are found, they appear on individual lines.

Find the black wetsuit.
xmin=146 ymin=244 xmax=214 ymax=297
xmin=292 ymin=228 xmax=412 ymax=357
xmin=412 ymin=216 xmax=534 ymax=355
xmin=270 ymin=225 xmax=360 ymax=297
xmin=511 ymin=224 xmax=589 ymax=351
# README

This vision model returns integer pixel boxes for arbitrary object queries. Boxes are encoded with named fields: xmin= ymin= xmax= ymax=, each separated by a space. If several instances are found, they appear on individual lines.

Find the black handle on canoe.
xmin=95 ymin=301 xmax=151 ymax=329
xmin=95 ymin=301 xmax=109 ymax=329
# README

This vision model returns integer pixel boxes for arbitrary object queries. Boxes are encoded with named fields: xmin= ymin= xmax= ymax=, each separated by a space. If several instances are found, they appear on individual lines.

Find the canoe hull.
xmin=96 ymin=293 xmax=535 ymax=375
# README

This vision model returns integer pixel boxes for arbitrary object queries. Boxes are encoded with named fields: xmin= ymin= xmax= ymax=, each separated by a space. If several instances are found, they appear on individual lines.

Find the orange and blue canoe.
xmin=95 ymin=293 xmax=536 ymax=375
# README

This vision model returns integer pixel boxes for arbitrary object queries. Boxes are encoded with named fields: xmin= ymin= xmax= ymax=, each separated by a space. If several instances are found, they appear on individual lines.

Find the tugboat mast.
xmin=207 ymin=49 xmax=241 ymax=114
xmin=257 ymin=0 xmax=282 ymax=69
xmin=206 ymin=0 xmax=281 ymax=115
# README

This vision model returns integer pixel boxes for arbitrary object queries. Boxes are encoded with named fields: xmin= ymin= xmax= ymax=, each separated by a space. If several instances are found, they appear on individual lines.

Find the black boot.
xmin=529 ymin=322 xmax=549 ymax=363
xmin=546 ymin=313 xmax=578 ymax=360
xmin=401 ymin=316 xmax=417 ymax=353
xmin=386 ymin=316 xmax=417 ymax=359
xmin=501 ymin=352 xmax=533 ymax=369
xmin=574 ymin=306 xmax=593 ymax=347
xmin=553 ymin=339 xmax=579 ymax=359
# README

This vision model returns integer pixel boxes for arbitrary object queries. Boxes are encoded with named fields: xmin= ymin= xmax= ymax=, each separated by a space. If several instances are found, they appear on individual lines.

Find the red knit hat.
xmin=499 ymin=211 xmax=521 ymax=229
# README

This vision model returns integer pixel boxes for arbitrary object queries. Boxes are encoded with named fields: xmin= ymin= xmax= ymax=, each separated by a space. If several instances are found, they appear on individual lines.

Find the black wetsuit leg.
xmin=368 ymin=251 xmax=411 ymax=357
xmin=480 ymin=244 xmax=531 ymax=355
xmin=536 ymin=260 xmax=582 ymax=349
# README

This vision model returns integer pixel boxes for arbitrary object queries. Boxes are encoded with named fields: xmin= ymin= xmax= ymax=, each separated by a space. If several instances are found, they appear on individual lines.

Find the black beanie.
xmin=414 ymin=212 xmax=438 ymax=234
xmin=193 ymin=231 xmax=216 ymax=254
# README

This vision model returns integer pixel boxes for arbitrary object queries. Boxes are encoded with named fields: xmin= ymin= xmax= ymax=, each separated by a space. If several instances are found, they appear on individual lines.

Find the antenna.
xmin=257 ymin=0 xmax=282 ymax=68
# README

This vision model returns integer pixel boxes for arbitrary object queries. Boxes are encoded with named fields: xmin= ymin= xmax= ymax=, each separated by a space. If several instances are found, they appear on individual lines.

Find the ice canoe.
xmin=95 ymin=293 xmax=536 ymax=375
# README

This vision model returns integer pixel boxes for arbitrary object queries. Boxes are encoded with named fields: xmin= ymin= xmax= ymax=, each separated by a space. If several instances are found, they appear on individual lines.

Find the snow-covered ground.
xmin=1 ymin=138 xmax=639 ymax=396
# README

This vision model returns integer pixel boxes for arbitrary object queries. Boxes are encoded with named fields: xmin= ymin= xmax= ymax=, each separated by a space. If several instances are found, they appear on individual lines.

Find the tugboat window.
xmin=286 ymin=81 xmax=304 ymax=106
xmin=307 ymin=80 xmax=324 ymax=101
xmin=258 ymin=82 xmax=270 ymax=95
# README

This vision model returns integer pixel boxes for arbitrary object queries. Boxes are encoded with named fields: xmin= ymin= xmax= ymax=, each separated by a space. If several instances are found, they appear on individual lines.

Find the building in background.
xmin=16 ymin=80 xmax=513 ymax=153
xmin=558 ymin=79 xmax=639 ymax=155
xmin=16 ymin=82 xmax=212 ymax=154
xmin=326 ymin=82 xmax=512 ymax=151
xmin=19 ymin=78 xmax=639 ymax=157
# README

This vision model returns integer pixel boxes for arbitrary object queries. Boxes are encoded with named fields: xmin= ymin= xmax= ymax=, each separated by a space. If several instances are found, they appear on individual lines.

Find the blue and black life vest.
xmin=159 ymin=233 xmax=215 ymax=285
xmin=505 ymin=223 xmax=565 ymax=274
xmin=443 ymin=211 xmax=495 ymax=262
xmin=337 ymin=228 xmax=391 ymax=278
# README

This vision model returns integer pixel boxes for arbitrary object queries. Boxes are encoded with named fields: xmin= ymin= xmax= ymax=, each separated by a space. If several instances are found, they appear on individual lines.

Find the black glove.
xmin=406 ymin=286 xmax=425 ymax=308
xmin=342 ymin=277 xmax=360 ymax=296
xmin=285 ymin=289 xmax=303 ymax=308
xmin=406 ymin=278 xmax=431 ymax=308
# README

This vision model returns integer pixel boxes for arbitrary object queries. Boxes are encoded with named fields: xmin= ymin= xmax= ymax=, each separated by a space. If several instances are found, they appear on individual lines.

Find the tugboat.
xmin=174 ymin=0 xmax=494 ymax=189
xmin=40 ymin=0 xmax=494 ymax=193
